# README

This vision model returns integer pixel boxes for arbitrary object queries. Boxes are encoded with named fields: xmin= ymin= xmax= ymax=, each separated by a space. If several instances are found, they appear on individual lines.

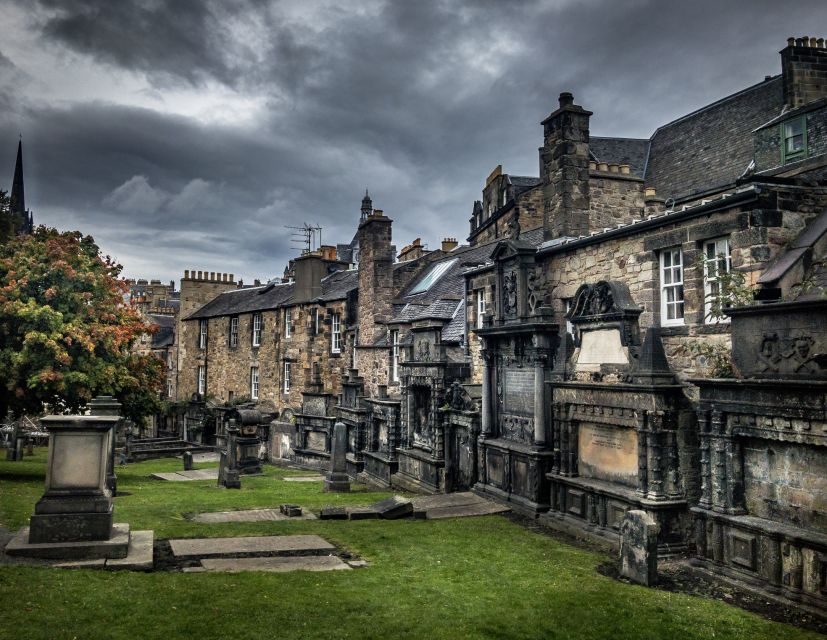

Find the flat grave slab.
xmin=190 ymin=453 xmax=220 ymax=463
xmin=192 ymin=509 xmax=316 ymax=524
xmin=282 ymin=476 xmax=324 ymax=482
xmin=106 ymin=530 xmax=154 ymax=570
xmin=410 ymin=492 xmax=511 ymax=520
xmin=168 ymin=534 xmax=334 ymax=559
xmin=150 ymin=469 xmax=219 ymax=482
xmin=199 ymin=556 xmax=350 ymax=573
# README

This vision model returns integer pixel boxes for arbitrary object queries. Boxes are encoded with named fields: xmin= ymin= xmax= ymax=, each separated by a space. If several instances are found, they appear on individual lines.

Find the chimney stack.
xmin=781 ymin=35 xmax=827 ymax=108
xmin=441 ymin=237 xmax=458 ymax=252
xmin=540 ymin=91 xmax=593 ymax=240
xmin=357 ymin=208 xmax=394 ymax=344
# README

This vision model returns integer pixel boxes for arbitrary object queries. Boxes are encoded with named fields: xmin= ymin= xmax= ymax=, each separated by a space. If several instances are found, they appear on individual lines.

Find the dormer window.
xmin=781 ymin=116 xmax=807 ymax=164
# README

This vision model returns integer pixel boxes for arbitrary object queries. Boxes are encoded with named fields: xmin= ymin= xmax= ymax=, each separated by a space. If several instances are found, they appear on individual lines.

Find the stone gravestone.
xmin=183 ymin=451 xmax=193 ymax=471
xmin=218 ymin=420 xmax=241 ymax=489
xmin=619 ymin=510 xmax=659 ymax=586
xmin=324 ymin=421 xmax=350 ymax=492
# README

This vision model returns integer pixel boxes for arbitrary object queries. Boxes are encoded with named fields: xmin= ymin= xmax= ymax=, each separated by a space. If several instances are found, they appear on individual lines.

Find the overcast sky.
xmin=0 ymin=0 xmax=824 ymax=284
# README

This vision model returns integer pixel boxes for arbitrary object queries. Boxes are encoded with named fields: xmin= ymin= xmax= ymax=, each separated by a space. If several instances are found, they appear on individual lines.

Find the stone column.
xmin=325 ymin=421 xmax=351 ymax=492
xmin=646 ymin=412 xmax=665 ymax=500
xmin=533 ymin=353 xmax=547 ymax=447
xmin=725 ymin=437 xmax=745 ymax=514
xmin=710 ymin=409 xmax=727 ymax=513
xmin=480 ymin=350 xmax=493 ymax=437
xmin=697 ymin=409 xmax=712 ymax=509
xmin=636 ymin=411 xmax=649 ymax=498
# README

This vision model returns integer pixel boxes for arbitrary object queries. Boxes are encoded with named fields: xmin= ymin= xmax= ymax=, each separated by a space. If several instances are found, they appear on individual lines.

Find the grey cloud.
xmin=1 ymin=0 xmax=826 ymax=284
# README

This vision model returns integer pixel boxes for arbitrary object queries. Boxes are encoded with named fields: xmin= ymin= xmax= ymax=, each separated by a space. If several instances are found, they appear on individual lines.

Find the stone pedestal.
xmin=28 ymin=415 xmax=118 ymax=544
xmin=325 ymin=421 xmax=351 ymax=492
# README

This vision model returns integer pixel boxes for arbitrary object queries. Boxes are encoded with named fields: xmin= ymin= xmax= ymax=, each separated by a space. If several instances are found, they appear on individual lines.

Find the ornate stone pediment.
xmin=567 ymin=281 xmax=642 ymax=325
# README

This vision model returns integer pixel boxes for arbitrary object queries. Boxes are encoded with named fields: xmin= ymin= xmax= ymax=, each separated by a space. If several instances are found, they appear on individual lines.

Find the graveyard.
xmin=0 ymin=448 xmax=823 ymax=640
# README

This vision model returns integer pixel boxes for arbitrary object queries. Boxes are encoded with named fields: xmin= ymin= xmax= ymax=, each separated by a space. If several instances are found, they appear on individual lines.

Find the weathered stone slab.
xmin=150 ymin=469 xmax=219 ymax=482
xmin=106 ymin=530 xmax=154 ymax=570
xmin=348 ymin=507 xmax=380 ymax=520
xmin=199 ymin=556 xmax=350 ymax=573
xmin=411 ymin=492 xmax=487 ymax=510
xmin=191 ymin=452 xmax=220 ymax=463
xmin=319 ymin=506 xmax=348 ymax=520
xmin=283 ymin=476 xmax=324 ymax=482
xmin=53 ymin=558 xmax=106 ymax=568
xmin=371 ymin=496 xmax=413 ymax=519
xmin=425 ymin=502 xmax=511 ymax=520
xmin=191 ymin=509 xmax=316 ymax=524
xmin=5 ymin=523 xmax=130 ymax=560
xmin=168 ymin=534 xmax=334 ymax=559
xmin=619 ymin=510 xmax=658 ymax=586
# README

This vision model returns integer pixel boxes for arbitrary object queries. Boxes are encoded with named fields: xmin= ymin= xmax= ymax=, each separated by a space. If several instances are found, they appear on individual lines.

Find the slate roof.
xmin=590 ymin=137 xmax=649 ymax=177
xmin=186 ymin=283 xmax=295 ymax=320
xmin=146 ymin=313 xmax=175 ymax=348
xmin=317 ymin=269 xmax=359 ymax=302
xmin=441 ymin=299 xmax=466 ymax=343
xmin=644 ymin=76 xmax=784 ymax=201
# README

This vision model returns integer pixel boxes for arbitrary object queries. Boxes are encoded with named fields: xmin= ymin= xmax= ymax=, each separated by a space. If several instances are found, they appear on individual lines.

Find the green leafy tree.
xmin=0 ymin=190 xmax=16 ymax=243
xmin=0 ymin=227 xmax=164 ymax=424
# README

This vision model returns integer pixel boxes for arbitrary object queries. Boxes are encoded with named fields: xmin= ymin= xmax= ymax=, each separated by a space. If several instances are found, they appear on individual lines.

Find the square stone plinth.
xmin=5 ymin=523 xmax=130 ymax=560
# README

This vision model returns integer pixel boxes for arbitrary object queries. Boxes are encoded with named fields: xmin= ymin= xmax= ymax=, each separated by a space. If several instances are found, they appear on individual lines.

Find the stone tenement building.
xmin=170 ymin=37 xmax=827 ymax=609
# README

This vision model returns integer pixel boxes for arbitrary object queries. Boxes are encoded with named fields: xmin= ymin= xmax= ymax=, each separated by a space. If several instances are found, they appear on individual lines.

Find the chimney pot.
xmin=788 ymin=37 xmax=796 ymax=47
xmin=559 ymin=92 xmax=574 ymax=108
xmin=184 ymin=270 xmax=190 ymax=279
xmin=598 ymin=162 xmax=608 ymax=172
xmin=197 ymin=271 xmax=203 ymax=279
xmin=818 ymin=38 xmax=824 ymax=49
xmin=644 ymin=186 xmax=657 ymax=198
xmin=608 ymin=163 xmax=619 ymax=173
xmin=230 ymin=274 xmax=234 ymax=282
xmin=589 ymin=161 xmax=597 ymax=171
xmin=620 ymin=164 xmax=630 ymax=175
xmin=796 ymin=37 xmax=806 ymax=47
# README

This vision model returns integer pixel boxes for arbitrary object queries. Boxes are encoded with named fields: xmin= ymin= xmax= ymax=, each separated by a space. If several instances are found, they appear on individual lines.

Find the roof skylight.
xmin=408 ymin=258 xmax=457 ymax=294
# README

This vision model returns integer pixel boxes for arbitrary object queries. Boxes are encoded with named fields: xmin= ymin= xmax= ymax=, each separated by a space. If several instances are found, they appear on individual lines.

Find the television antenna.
xmin=285 ymin=223 xmax=323 ymax=254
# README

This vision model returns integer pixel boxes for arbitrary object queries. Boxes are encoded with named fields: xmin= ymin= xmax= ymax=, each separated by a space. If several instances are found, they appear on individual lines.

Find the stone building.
xmin=459 ymin=36 xmax=827 ymax=606
xmin=162 ymin=34 xmax=827 ymax=608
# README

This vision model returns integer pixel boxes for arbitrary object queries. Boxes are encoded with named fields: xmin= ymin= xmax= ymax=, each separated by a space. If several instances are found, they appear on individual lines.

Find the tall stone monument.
xmin=324 ymin=421 xmax=350 ymax=492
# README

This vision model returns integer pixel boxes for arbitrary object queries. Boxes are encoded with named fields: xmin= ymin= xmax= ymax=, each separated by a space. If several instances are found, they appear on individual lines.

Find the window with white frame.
xmin=197 ymin=365 xmax=206 ymax=395
xmin=283 ymin=361 xmax=291 ymax=393
xmin=476 ymin=289 xmax=486 ymax=329
xmin=312 ymin=308 xmax=320 ymax=335
xmin=198 ymin=320 xmax=207 ymax=349
xmin=250 ymin=366 xmax=259 ymax=399
xmin=167 ymin=379 xmax=173 ymax=398
xmin=252 ymin=313 xmax=262 ymax=347
xmin=229 ymin=316 xmax=239 ymax=348
xmin=660 ymin=248 xmax=684 ymax=326
xmin=703 ymin=237 xmax=732 ymax=323
xmin=331 ymin=312 xmax=341 ymax=353
xmin=391 ymin=330 xmax=400 ymax=382
xmin=284 ymin=309 xmax=292 ymax=337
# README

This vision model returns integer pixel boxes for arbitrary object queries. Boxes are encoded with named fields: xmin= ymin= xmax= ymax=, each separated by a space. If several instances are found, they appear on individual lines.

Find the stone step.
xmin=198 ymin=556 xmax=351 ymax=573
xmin=168 ymin=534 xmax=334 ymax=559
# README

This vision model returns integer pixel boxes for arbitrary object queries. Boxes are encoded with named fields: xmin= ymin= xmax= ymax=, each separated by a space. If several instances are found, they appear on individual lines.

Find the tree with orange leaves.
xmin=0 ymin=227 xmax=164 ymax=424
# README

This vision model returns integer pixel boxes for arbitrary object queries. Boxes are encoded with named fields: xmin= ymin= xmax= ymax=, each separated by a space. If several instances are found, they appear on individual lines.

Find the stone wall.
xmin=588 ymin=172 xmax=645 ymax=231
xmin=781 ymin=37 xmax=827 ymax=109
xmin=184 ymin=299 xmax=350 ymax=415
xmin=469 ymin=185 xmax=543 ymax=246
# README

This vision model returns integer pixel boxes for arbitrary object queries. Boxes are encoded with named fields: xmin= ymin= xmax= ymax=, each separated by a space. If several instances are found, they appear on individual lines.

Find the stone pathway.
xmin=150 ymin=469 xmax=218 ymax=482
xmin=410 ymin=492 xmax=511 ymax=519
xmin=168 ymin=534 xmax=334 ymax=559
xmin=191 ymin=508 xmax=316 ymax=523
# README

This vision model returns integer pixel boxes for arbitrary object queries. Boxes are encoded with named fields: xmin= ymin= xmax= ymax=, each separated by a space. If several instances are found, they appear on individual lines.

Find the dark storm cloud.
xmin=1 ymin=0 xmax=826 ymax=282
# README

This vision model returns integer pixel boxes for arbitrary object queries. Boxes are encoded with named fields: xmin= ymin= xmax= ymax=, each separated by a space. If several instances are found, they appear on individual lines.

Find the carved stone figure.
xmin=503 ymin=270 xmax=518 ymax=316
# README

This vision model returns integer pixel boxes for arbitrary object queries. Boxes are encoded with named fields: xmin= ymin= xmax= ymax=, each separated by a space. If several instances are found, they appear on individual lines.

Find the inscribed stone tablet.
xmin=50 ymin=433 xmax=102 ymax=489
xmin=504 ymin=368 xmax=534 ymax=416
xmin=578 ymin=424 xmax=638 ymax=487
xmin=306 ymin=431 xmax=326 ymax=451
xmin=577 ymin=328 xmax=628 ymax=365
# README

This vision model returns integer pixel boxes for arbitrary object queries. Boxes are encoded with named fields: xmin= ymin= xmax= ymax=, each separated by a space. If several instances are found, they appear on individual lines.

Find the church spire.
xmin=10 ymin=139 xmax=24 ymax=218
xmin=360 ymin=188 xmax=372 ymax=221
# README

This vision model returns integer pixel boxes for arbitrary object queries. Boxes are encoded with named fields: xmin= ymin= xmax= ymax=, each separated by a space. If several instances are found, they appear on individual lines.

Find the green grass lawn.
xmin=0 ymin=449 xmax=820 ymax=640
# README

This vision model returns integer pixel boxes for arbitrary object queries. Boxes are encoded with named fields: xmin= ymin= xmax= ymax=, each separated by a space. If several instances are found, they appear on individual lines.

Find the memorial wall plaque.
xmin=306 ymin=431 xmax=326 ymax=452
xmin=503 ymin=368 xmax=534 ymax=417
xmin=578 ymin=423 xmax=638 ymax=486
